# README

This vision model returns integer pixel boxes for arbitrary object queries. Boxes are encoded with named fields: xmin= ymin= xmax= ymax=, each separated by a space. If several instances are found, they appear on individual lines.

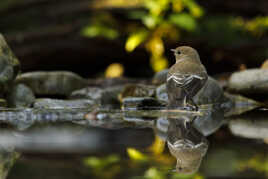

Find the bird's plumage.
xmin=167 ymin=46 xmax=208 ymax=109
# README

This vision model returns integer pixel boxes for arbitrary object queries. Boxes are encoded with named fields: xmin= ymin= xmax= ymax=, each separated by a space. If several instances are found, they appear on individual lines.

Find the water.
xmin=0 ymin=105 xmax=268 ymax=179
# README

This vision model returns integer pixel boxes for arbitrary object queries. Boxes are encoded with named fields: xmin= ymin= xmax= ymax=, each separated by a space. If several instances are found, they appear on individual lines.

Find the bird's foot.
xmin=185 ymin=104 xmax=198 ymax=111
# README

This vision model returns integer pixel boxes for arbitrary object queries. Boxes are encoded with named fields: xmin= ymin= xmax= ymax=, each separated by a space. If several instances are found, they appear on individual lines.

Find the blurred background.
xmin=2 ymin=0 xmax=268 ymax=78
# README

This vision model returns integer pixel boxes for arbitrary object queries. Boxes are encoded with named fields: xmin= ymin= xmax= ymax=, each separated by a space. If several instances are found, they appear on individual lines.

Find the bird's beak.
xmin=170 ymin=49 xmax=176 ymax=52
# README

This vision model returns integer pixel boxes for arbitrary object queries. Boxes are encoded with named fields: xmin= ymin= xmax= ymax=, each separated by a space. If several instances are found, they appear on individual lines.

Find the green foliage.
xmin=169 ymin=13 xmax=197 ymax=31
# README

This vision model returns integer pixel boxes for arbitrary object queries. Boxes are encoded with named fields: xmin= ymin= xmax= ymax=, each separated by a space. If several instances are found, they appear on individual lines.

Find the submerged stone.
xmin=33 ymin=98 xmax=94 ymax=109
xmin=6 ymin=84 xmax=35 ymax=107
xmin=119 ymin=84 xmax=156 ymax=100
xmin=228 ymin=69 xmax=268 ymax=95
xmin=0 ymin=34 xmax=20 ymax=93
xmin=15 ymin=71 xmax=88 ymax=96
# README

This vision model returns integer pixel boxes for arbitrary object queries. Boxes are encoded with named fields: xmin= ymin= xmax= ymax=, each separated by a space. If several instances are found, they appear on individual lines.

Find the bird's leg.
xmin=188 ymin=97 xmax=199 ymax=111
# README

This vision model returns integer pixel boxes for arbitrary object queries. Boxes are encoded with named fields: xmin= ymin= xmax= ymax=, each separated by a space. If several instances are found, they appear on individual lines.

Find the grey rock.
xmin=224 ymin=93 xmax=263 ymax=117
xmin=0 ymin=34 xmax=20 ymax=93
xmin=193 ymin=77 xmax=227 ymax=105
xmin=69 ymin=87 xmax=103 ymax=102
xmin=15 ymin=71 xmax=88 ymax=96
xmin=34 ymin=98 xmax=95 ymax=109
xmin=156 ymin=84 xmax=168 ymax=102
xmin=7 ymin=84 xmax=35 ymax=107
xmin=120 ymin=84 xmax=156 ymax=99
xmin=152 ymin=69 xmax=168 ymax=85
xmin=70 ymin=86 xmax=124 ymax=109
xmin=228 ymin=69 xmax=268 ymax=95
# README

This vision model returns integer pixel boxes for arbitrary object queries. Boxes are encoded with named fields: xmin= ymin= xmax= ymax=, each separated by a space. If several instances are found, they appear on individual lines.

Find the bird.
xmin=166 ymin=46 xmax=208 ymax=110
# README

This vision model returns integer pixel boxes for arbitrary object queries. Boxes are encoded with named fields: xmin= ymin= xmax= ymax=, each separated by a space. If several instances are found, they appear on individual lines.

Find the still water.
xmin=0 ymin=103 xmax=267 ymax=179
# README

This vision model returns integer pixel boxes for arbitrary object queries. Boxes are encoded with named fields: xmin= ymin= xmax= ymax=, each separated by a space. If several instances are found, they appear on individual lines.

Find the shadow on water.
xmin=0 ymin=102 xmax=267 ymax=178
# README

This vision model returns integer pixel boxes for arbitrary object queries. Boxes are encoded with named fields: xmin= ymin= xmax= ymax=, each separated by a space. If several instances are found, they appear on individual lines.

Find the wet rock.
xmin=228 ymin=69 xmax=268 ymax=95
xmin=15 ymin=71 xmax=88 ymax=96
xmin=7 ymin=84 xmax=35 ymax=107
xmin=194 ymin=77 xmax=227 ymax=105
xmin=152 ymin=69 xmax=168 ymax=85
xmin=122 ymin=97 xmax=166 ymax=110
xmin=69 ymin=87 xmax=103 ymax=103
xmin=0 ymin=34 xmax=20 ymax=93
xmin=119 ymin=84 xmax=156 ymax=100
xmin=156 ymin=84 xmax=168 ymax=103
xmin=70 ymin=86 xmax=124 ymax=109
xmin=224 ymin=93 xmax=263 ymax=117
xmin=33 ymin=98 xmax=94 ymax=109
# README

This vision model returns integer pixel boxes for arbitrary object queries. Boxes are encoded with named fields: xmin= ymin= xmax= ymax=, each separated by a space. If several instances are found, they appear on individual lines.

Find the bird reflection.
xmin=167 ymin=116 xmax=208 ymax=174
xmin=154 ymin=104 xmax=225 ymax=174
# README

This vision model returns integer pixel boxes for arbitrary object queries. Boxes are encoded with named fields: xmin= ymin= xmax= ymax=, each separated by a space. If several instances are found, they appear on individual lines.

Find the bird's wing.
xmin=167 ymin=72 xmax=205 ymax=87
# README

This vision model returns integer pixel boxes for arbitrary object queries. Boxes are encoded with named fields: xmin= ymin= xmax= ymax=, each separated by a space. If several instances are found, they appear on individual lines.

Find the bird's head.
xmin=171 ymin=46 xmax=200 ymax=63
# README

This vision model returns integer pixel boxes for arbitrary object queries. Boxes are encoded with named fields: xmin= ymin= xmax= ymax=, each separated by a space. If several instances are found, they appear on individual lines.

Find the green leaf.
xmin=169 ymin=13 xmax=197 ymax=31
xmin=125 ymin=30 xmax=148 ymax=52
xmin=81 ymin=24 xmax=119 ymax=40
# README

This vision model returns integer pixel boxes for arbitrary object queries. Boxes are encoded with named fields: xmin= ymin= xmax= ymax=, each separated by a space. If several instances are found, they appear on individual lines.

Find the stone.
xmin=6 ymin=84 xmax=35 ymax=107
xmin=228 ymin=69 xmax=268 ymax=95
xmin=156 ymin=84 xmax=168 ymax=103
xmin=0 ymin=34 xmax=20 ymax=93
xmin=152 ymin=69 xmax=168 ymax=85
xmin=70 ymin=86 xmax=124 ymax=109
xmin=119 ymin=84 xmax=156 ymax=100
xmin=15 ymin=71 xmax=88 ymax=96
xmin=33 ymin=98 xmax=94 ymax=109
xmin=69 ymin=87 xmax=103 ymax=102
xmin=193 ymin=77 xmax=227 ymax=105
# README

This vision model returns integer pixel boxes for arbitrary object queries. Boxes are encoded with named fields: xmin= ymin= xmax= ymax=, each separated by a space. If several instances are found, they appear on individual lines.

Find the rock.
xmin=194 ymin=77 xmax=228 ymax=105
xmin=33 ymin=98 xmax=94 ymax=109
xmin=156 ymin=84 xmax=168 ymax=103
xmin=152 ymin=69 xmax=168 ymax=85
xmin=15 ymin=71 xmax=88 ymax=96
xmin=122 ymin=97 xmax=166 ymax=110
xmin=228 ymin=69 xmax=268 ymax=95
xmin=0 ymin=34 xmax=20 ymax=93
xmin=6 ymin=84 xmax=35 ymax=107
xmin=224 ymin=93 xmax=263 ymax=117
xmin=119 ymin=84 xmax=156 ymax=100
xmin=69 ymin=87 xmax=103 ymax=102
xmin=70 ymin=86 xmax=124 ymax=109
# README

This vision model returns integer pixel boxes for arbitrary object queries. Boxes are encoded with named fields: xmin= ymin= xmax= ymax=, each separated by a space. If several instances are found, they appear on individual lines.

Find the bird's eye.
xmin=177 ymin=51 xmax=181 ymax=55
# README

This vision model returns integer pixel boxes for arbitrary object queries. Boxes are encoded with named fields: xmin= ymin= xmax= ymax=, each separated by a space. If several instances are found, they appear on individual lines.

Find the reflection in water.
xmin=153 ymin=104 xmax=224 ymax=174
xmin=167 ymin=117 xmax=208 ymax=174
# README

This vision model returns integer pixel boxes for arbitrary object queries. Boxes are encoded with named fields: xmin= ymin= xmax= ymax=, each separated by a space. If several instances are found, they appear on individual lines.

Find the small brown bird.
xmin=167 ymin=46 xmax=208 ymax=110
